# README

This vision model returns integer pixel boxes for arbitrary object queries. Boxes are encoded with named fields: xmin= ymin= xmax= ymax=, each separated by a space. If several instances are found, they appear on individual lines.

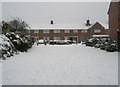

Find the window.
xmin=54 ymin=30 xmax=60 ymax=33
xmin=43 ymin=37 xmax=49 ymax=41
xmin=34 ymin=30 xmax=39 ymax=33
xmin=65 ymin=30 xmax=70 ymax=33
xmin=81 ymin=30 xmax=88 ymax=33
xmin=54 ymin=37 xmax=60 ymax=40
xmin=73 ymin=30 xmax=78 ymax=33
xmin=43 ymin=30 xmax=49 ymax=33
xmin=94 ymin=29 xmax=101 ymax=33
xmin=64 ymin=37 xmax=69 ymax=40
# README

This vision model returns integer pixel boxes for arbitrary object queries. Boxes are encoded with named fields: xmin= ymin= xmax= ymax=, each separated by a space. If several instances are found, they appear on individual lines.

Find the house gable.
xmin=90 ymin=22 xmax=105 ymax=30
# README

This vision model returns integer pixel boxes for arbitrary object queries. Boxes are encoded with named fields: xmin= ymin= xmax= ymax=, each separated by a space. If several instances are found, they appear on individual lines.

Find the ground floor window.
xmin=43 ymin=37 xmax=49 ymax=41
xmin=64 ymin=36 xmax=78 ymax=43
xmin=64 ymin=37 xmax=69 ymax=40
xmin=54 ymin=37 xmax=60 ymax=40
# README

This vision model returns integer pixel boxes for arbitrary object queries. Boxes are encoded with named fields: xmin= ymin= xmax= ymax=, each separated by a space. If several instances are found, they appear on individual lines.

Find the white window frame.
xmin=43 ymin=37 xmax=49 ymax=41
xmin=73 ymin=30 xmax=78 ymax=33
xmin=65 ymin=30 xmax=70 ymax=33
xmin=54 ymin=37 xmax=60 ymax=40
xmin=34 ymin=30 xmax=39 ymax=33
xmin=94 ymin=29 xmax=101 ymax=33
xmin=64 ymin=37 xmax=69 ymax=40
xmin=43 ymin=30 xmax=49 ymax=33
xmin=54 ymin=30 xmax=60 ymax=33
xmin=81 ymin=30 xmax=88 ymax=33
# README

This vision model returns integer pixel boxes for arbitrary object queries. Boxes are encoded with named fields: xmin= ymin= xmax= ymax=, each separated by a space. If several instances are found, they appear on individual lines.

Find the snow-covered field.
xmin=2 ymin=44 xmax=118 ymax=85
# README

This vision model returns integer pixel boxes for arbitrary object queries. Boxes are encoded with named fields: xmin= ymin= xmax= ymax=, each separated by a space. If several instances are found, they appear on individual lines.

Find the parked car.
xmin=48 ymin=40 xmax=70 ymax=45
xmin=48 ymin=40 xmax=55 ymax=45
xmin=37 ymin=39 xmax=45 ymax=45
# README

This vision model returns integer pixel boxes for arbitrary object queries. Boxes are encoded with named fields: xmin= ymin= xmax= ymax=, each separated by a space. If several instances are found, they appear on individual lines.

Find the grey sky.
xmin=2 ymin=2 xmax=110 ymax=26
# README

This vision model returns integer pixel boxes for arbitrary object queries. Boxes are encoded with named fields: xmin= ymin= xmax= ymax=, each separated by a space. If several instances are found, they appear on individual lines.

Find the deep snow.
xmin=2 ymin=44 xmax=118 ymax=85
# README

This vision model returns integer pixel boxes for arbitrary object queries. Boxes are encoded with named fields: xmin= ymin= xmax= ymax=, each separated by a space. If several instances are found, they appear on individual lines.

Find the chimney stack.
xmin=50 ymin=20 xmax=54 ymax=24
xmin=86 ymin=20 xmax=91 ymax=26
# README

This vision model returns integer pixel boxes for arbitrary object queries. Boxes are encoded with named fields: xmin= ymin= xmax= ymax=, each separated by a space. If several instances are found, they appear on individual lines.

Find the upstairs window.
xmin=43 ymin=30 xmax=49 ymax=33
xmin=54 ymin=30 xmax=60 ymax=33
xmin=73 ymin=30 xmax=78 ymax=33
xmin=34 ymin=30 xmax=39 ymax=33
xmin=81 ymin=30 xmax=88 ymax=33
xmin=65 ymin=30 xmax=70 ymax=33
xmin=94 ymin=29 xmax=101 ymax=33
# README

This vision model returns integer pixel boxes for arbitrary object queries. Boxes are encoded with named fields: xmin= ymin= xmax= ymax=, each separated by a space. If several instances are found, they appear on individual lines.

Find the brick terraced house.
xmin=28 ymin=20 xmax=108 ymax=43
xmin=108 ymin=0 xmax=120 ymax=51
xmin=108 ymin=0 xmax=120 ymax=41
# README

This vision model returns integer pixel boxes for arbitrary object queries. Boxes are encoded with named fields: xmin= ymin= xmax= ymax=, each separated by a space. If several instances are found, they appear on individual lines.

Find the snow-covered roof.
xmin=29 ymin=22 xmax=108 ymax=30
xmin=99 ymin=22 xmax=108 ymax=29
xmin=29 ymin=23 xmax=93 ymax=30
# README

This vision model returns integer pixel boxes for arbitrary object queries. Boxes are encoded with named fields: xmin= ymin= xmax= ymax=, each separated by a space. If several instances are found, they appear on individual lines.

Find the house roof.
xmin=29 ymin=21 xmax=108 ymax=30
xmin=29 ymin=23 xmax=92 ymax=30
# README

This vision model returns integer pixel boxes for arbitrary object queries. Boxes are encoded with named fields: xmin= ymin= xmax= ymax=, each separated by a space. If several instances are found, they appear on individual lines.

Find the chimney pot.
xmin=86 ymin=20 xmax=91 ymax=26
xmin=50 ymin=20 xmax=54 ymax=24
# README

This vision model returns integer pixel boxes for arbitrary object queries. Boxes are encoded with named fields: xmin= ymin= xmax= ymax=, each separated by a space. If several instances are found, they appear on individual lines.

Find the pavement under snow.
xmin=2 ymin=44 xmax=118 ymax=85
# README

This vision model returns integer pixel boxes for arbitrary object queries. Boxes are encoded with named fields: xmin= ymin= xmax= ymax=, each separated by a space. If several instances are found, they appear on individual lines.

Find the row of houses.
xmin=28 ymin=20 xmax=108 ymax=43
xmin=27 ymin=0 xmax=120 ymax=44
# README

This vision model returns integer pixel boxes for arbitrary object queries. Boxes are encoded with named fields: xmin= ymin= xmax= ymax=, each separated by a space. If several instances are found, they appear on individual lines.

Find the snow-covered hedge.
xmin=86 ymin=38 xmax=118 ymax=52
xmin=0 ymin=32 xmax=33 ymax=60
xmin=6 ymin=32 xmax=33 ymax=52
xmin=0 ymin=34 xmax=16 ymax=59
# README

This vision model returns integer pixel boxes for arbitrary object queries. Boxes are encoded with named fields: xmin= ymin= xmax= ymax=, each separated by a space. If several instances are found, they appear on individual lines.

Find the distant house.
xmin=108 ymin=0 xmax=120 ymax=41
xmin=28 ymin=20 xmax=108 ymax=43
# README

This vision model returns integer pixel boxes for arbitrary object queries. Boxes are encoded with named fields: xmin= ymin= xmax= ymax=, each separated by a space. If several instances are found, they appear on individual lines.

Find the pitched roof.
xmin=29 ymin=23 xmax=92 ymax=30
xmin=29 ymin=21 xmax=108 ymax=30
xmin=90 ymin=22 xmax=105 ymax=29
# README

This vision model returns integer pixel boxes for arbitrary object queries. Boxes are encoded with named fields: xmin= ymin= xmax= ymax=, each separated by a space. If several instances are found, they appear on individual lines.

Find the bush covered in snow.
xmin=86 ymin=38 xmax=118 ymax=52
xmin=0 ymin=34 xmax=16 ymax=60
xmin=0 ymin=18 xmax=34 ymax=60
xmin=0 ymin=33 xmax=33 ymax=60
xmin=6 ymin=32 xmax=33 ymax=52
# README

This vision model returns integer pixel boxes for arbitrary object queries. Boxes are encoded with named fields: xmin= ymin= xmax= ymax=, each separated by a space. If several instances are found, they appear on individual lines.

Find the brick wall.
xmin=28 ymin=22 xmax=108 ymax=43
xmin=108 ymin=2 xmax=120 ymax=41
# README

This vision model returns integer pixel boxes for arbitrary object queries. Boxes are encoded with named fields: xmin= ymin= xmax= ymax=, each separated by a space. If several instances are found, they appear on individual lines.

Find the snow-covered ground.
xmin=2 ymin=44 xmax=118 ymax=85
xmin=0 ymin=59 xmax=2 ymax=86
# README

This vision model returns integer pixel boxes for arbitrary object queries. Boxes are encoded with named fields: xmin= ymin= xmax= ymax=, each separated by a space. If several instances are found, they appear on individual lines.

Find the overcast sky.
xmin=2 ymin=2 xmax=110 ymax=26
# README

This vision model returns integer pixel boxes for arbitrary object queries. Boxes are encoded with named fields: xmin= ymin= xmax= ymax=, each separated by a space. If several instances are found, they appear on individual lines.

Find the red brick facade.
xmin=28 ymin=22 xmax=108 ymax=43
xmin=108 ymin=1 xmax=120 ymax=41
